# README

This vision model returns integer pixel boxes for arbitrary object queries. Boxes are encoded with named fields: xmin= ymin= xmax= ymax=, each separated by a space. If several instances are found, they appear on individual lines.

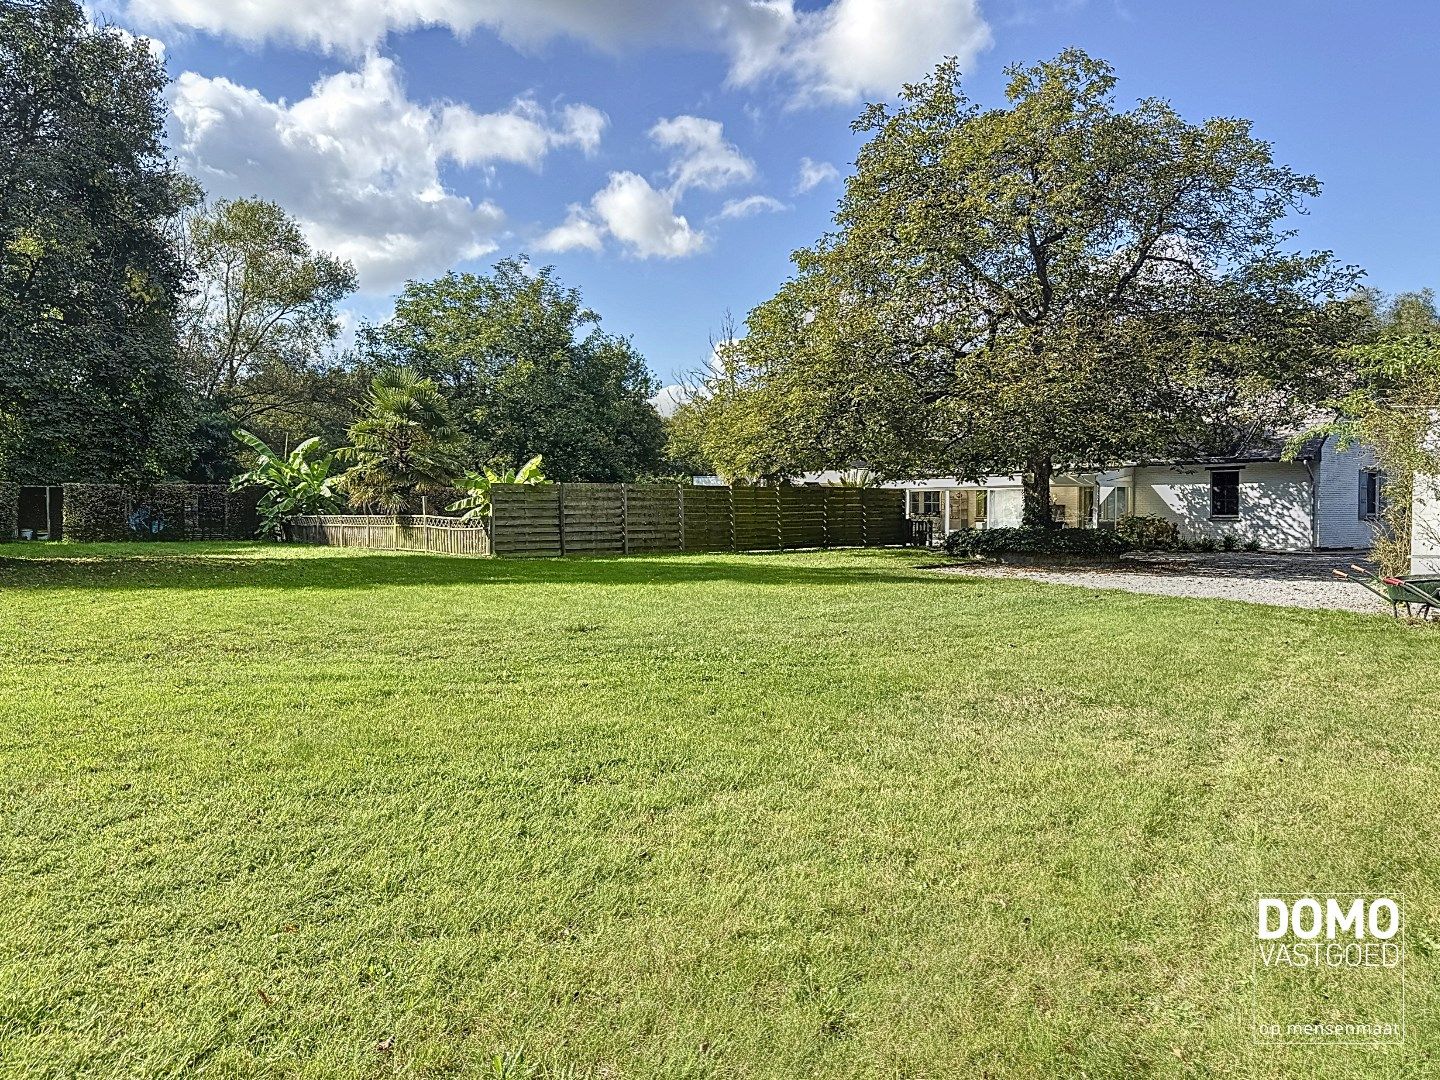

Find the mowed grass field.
xmin=0 ymin=543 xmax=1436 ymax=1079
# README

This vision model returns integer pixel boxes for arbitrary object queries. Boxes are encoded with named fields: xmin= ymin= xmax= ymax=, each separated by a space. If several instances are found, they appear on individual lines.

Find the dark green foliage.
xmin=359 ymin=258 xmax=666 ymax=482
xmin=0 ymin=480 xmax=17 ymax=540
xmin=1194 ymin=536 xmax=1219 ymax=553
xmin=943 ymin=513 xmax=1183 ymax=558
xmin=61 ymin=483 xmax=257 ymax=541
xmin=1112 ymin=514 xmax=1180 ymax=551
xmin=941 ymin=526 xmax=1132 ymax=559
xmin=231 ymin=429 xmax=340 ymax=539
xmin=338 ymin=370 xmax=466 ymax=512
xmin=0 ymin=0 xmax=192 ymax=482
xmin=1220 ymin=532 xmax=1240 ymax=552
xmin=1243 ymin=538 xmax=1262 ymax=552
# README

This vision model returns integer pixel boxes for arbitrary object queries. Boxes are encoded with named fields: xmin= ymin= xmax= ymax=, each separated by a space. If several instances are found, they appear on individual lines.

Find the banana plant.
xmin=447 ymin=454 xmax=548 ymax=521
xmin=232 ymin=429 xmax=341 ymax=538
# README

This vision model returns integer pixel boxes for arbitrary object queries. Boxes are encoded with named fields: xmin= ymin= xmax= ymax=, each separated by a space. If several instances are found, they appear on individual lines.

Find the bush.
xmin=941 ymin=526 xmax=1130 ymax=559
xmin=1194 ymin=536 xmax=1218 ymax=552
xmin=1243 ymin=538 xmax=1262 ymax=552
xmin=1112 ymin=514 xmax=1179 ymax=551
xmin=0 ymin=481 xmax=17 ymax=542
xmin=1220 ymin=531 xmax=1239 ymax=551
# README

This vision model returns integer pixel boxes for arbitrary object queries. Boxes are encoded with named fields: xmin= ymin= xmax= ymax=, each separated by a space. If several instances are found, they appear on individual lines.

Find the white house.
xmin=815 ymin=434 xmax=1382 ymax=552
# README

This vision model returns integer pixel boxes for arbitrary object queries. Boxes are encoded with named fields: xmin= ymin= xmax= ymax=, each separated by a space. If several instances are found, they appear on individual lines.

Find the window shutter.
xmin=1359 ymin=471 xmax=1368 ymax=519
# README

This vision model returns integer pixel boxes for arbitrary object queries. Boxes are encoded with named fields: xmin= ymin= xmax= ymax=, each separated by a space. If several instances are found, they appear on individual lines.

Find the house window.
xmin=1098 ymin=486 xmax=1130 ymax=525
xmin=909 ymin=491 xmax=940 ymax=517
xmin=1360 ymin=470 xmax=1384 ymax=520
xmin=1210 ymin=470 xmax=1240 ymax=519
xmin=974 ymin=490 xmax=988 ymax=524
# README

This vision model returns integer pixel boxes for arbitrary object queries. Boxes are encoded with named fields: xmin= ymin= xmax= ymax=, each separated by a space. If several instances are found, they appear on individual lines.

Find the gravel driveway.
xmin=935 ymin=551 xmax=1390 ymax=614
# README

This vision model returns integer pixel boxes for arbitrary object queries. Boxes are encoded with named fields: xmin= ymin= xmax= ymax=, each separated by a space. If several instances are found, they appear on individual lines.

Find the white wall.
xmin=1314 ymin=434 xmax=1380 ymax=550
xmin=987 ymin=487 xmax=1024 ymax=527
xmin=1414 ymin=472 xmax=1440 ymax=575
xmin=1133 ymin=462 xmax=1313 ymax=551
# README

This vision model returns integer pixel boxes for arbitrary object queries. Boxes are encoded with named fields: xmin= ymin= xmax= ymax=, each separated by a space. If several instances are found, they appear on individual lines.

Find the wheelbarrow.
xmin=1332 ymin=565 xmax=1440 ymax=619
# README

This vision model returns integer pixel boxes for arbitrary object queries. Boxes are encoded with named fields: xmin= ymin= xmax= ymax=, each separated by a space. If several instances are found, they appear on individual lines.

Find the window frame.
xmin=1360 ymin=469 xmax=1383 ymax=521
xmin=1209 ymin=469 xmax=1241 ymax=520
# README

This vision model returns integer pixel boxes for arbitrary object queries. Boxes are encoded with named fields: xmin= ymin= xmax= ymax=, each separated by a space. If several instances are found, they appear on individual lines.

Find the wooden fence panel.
xmin=681 ymin=487 xmax=734 ymax=551
xmin=491 ymin=485 xmax=562 ymax=556
xmin=560 ymin=483 xmax=625 ymax=555
xmin=732 ymin=487 xmax=781 ymax=551
xmin=625 ymin=485 xmax=683 ymax=553
xmin=824 ymin=489 xmax=864 ymax=547
xmin=860 ymin=489 xmax=907 ymax=546
xmin=778 ymin=487 xmax=827 ymax=549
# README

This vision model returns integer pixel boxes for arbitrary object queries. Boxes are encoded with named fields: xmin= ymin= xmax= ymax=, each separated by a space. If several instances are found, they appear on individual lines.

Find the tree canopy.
xmin=359 ymin=258 xmax=666 ymax=483
xmin=675 ymin=51 xmax=1362 ymax=524
xmin=0 ymin=0 xmax=192 ymax=482
xmin=176 ymin=196 xmax=360 ymax=480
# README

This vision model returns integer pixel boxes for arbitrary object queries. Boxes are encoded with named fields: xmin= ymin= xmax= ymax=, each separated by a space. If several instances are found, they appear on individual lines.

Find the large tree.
xmin=359 ymin=258 xmax=666 ymax=483
xmin=0 ymin=0 xmax=193 ymax=482
xmin=680 ymin=51 xmax=1361 ymax=524
xmin=176 ymin=196 xmax=360 ymax=479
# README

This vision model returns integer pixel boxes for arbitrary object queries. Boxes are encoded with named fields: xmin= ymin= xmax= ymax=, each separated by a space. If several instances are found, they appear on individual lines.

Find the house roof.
xmin=1123 ymin=433 xmax=1325 ymax=469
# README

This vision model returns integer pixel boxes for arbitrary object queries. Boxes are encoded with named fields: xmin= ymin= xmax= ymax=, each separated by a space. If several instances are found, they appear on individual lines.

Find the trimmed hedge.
xmin=0 ymin=481 xmax=17 ymax=542
xmin=63 ymin=484 xmax=260 ymax=542
xmin=941 ymin=515 xmax=1182 ymax=559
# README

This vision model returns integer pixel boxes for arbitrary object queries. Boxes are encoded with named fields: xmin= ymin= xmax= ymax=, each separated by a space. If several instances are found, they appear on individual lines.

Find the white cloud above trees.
xmin=125 ymin=0 xmax=990 ymax=106
xmin=167 ymin=55 xmax=605 ymax=290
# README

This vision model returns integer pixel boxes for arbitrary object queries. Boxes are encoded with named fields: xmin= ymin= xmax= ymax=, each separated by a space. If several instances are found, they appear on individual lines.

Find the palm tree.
xmin=337 ymin=370 xmax=466 ymax=512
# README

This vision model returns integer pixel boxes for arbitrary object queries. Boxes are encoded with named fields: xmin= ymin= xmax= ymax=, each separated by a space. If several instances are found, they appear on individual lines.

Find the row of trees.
xmin=669 ymin=51 xmax=1423 ymax=529
xmin=1 ymin=0 xmax=670 ymax=488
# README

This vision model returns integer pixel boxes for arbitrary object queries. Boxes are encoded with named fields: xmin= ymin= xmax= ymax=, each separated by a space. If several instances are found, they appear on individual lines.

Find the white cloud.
xmin=795 ymin=157 xmax=840 ymax=193
xmin=718 ymin=194 xmax=788 ymax=219
xmin=757 ymin=0 xmax=992 ymax=104
xmin=538 ymin=113 xmax=755 ymax=259
xmin=651 ymin=383 xmax=692 ymax=417
xmin=168 ymin=55 xmax=603 ymax=290
xmin=440 ymin=98 xmax=608 ymax=167
xmin=123 ymin=0 xmax=991 ymax=105
xmin=536 ymin=204 xmax=606 ymax=254
xmin=591 ymin=172 xmax=706 ymax=259
xmin=649 ymin=115 xmax=755 ymax=194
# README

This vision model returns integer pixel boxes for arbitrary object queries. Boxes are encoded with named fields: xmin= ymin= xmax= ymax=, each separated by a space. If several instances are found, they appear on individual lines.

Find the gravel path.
xmin=935 ymin=551 xmax=1390 ymax=614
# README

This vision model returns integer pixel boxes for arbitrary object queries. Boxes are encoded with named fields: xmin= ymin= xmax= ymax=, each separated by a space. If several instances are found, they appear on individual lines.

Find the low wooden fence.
xmin=287 ymin=514 xmax=492 ymax=556
xmin=286 ymin=485 xmax=908 ymax=559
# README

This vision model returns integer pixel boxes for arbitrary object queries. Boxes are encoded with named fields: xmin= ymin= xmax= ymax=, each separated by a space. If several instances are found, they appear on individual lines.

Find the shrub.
xmin=1243 ymin=538 xmax=1262 ymax=552
xmin=1194 ymin=536 xmax=1218 ymax=552
xmin=232 ymin=430 xmax=341 ymax=539
xmin=1112 ymin=514 xmax=1179 ymax=551
xmin=941 ymin=526 xmax=1130 ymax=559
xmin=1220 ymin=531 xmax=1239 ymax=552
xmin=0 ymin=481 xmax=17 ymax=542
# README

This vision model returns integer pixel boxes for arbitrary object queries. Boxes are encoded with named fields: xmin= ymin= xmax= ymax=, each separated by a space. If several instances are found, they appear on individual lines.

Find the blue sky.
xmin=100 ymin=0 xmax=1440 ymax=405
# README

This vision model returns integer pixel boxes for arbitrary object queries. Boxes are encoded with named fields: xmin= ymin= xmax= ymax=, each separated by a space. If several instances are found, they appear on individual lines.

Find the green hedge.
xmin=63 ymin=484 xmax=260 ymax=542
xmin=940 ymin=515 xmax=1182 ymax=559
xmin=0 ymin=481 xmax=17 ymax=542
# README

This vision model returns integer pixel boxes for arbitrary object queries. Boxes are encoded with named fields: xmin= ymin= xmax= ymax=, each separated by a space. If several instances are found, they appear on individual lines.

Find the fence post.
xmin=557 ymin=483 xmax=567 ymax=557
xmin=676 ymin=485 xmax=686 ymax=552
xmin=621 ymin=484 xmax=630 ymax=555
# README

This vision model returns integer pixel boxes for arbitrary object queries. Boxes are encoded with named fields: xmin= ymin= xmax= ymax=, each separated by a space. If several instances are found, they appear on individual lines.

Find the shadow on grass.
xmin=0 ymin=544 xmax=950 ymax=592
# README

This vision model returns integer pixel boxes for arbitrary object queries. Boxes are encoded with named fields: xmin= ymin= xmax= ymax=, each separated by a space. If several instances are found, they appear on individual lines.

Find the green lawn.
xmin=1 ymin=543 xmax=1435 ymax=1078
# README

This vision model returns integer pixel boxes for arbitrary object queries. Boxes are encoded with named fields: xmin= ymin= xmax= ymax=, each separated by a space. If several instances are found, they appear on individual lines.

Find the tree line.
xmin=0 ymin=0 xmax=670 ymax=490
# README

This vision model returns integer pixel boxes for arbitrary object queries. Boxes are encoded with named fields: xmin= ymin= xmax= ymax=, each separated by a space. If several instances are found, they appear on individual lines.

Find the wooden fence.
xmin=490 ymin=483 xmax=907 ymax=557
xmin=287 ymin=514 xmax=492 ymax=556
xmin=286 ymin=485 xmax=907 ymax=559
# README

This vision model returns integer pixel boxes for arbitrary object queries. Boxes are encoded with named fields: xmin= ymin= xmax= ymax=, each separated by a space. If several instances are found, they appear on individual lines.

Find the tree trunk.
xmin=1021 ymin=455 xmax=1055 ymax=529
